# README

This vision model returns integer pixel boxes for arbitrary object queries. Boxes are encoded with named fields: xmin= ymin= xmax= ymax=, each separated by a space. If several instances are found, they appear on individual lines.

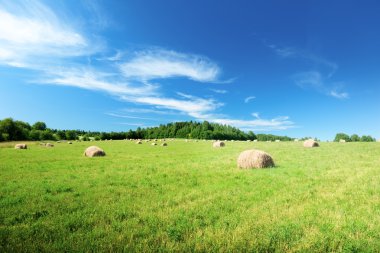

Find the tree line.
xmin=0 ymin=118 xmax=295 ymax=142
xmin=2 ymin=118 xmax=375 ymax=142
xmin=334 ymin=133 xmax=376 ymax=142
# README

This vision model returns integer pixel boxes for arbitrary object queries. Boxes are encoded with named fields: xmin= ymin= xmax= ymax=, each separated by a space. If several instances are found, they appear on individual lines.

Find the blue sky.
xmin=0 ymin=0 xmax=379 ymax=140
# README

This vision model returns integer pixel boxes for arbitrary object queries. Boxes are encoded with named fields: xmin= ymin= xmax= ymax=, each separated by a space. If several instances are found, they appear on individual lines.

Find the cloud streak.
xmin=244 ymin=96 xmax=256 ymax=103
xmin=267 ymin=42 xmax=348 ymax=99
xmin=120 ymin=49 xmax=220 ymax=82
xmin=0 ymin=1 xmax=101 ymax=68
xmin=293 ymin=71 xmax=349 ymax=99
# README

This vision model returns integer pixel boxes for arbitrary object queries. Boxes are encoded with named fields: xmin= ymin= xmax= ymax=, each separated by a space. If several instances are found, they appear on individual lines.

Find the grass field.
xmin=1 ymin=140 xmax=380 ymax=252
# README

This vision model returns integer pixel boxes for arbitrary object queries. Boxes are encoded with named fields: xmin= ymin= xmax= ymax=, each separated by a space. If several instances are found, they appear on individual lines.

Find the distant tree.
xmin=350 ymin=134 xmax=360 ymax=142
xmin=32 ymin=121 xmax=47 ymax=131
xmin=65 ymin=130 xmax=77 ymax=140
xmin=29 ymin=130 xmax=42 ymax=140
xmin=361 ymin=135 xmax=375 ymax=142
xmin=0 ymin=118 xmax=16 ymax=141
xmin=334 ymin=133 xmax=351 ymax=142
xmin=247 ymin=131 xmax=257 ymax=140
xmin=40 ymin=130 xmax=55 ymax=140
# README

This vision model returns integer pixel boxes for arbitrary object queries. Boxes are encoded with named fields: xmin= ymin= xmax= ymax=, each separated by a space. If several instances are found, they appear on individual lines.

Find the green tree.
xmin=0 ymin=118 xmax=16 ymax=140
xmin=350 ymin=134 xmax=360 ymax=142
xmin=361 ymin=135 xmax=375 ymax=142
xmin=32 ymin=121 xmax=47 ymax=131
xmin=65 ymin=130 xmax=77 ymax=140
xmin=334 ymin=133 xmax=351 ymax=142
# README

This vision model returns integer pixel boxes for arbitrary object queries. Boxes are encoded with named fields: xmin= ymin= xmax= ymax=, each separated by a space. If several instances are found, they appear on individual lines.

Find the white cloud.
xmin=43 ymin=68 xmax=157 ymax=96
xmin=189 ymin=112 xmax=294 ymax=131
xmin=106 ymin=113 xmax=159 ymax=121
xmin=122 ymin=108 xmax=179 ymax=115
xmin=330 ymin=91 xmax=349 ymax=99
xmin=268 ymin=44 xmax=338 ymax=77
xmin=244 ymin=96 xmax=256 ymax=103
xmin=0 ymin=2 xmax=96 ymax=67
xmin=267 ymin=42 xmax=348 ymax=99
xmin=210 ymin=89 xmax=228 ymax=94
xmin=119 ymin=49 xmax=220 ymax=82
xmin=252 ymin=112 xmax=260 ymax=119
xmin=293 ymin=71 xmax=323 ymax=90
xmin=122 ymin=93 xmax=222 ymax=115
xmin=293 ymin=71 xmax=349 ymax=99
xmin=0 ymin=9 xmax=84 ymax=46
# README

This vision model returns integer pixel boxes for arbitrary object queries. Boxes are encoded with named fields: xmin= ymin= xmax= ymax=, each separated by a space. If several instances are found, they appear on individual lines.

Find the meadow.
xmin=1 ymin=140 xmax=380 ymax=252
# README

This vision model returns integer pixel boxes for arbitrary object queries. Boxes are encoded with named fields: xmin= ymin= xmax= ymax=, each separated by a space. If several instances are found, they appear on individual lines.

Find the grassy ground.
xmin=1 ymin=140 xmax=380 ymax=252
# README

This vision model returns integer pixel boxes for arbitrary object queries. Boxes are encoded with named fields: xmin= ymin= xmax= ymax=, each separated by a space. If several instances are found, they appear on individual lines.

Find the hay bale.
xmin=84 ymin=146 xmax=105 ymax=157
xmin=136 ymin=141 xmax=142 ymax=144
xmin=15 ymin=143 xmax=27 ymax=149
xmin=68 ymin=142 xmax=72 ymax=144
xmin=45 ymin=143 xmax=54 ymax=147
xmin=253 ymin=140 xmax=258 ymax=142
xmin=294 ymin=139 xmax=299 ymax=142
xmin=151 ymin=142 xmax=157 ymax=146
xmin=303 ymin=139 xmax=319 ymax=148
xmin=56 ymin=141 xmax=60 ymax=143
xmin=213 ymin=141 xmax=225 ymax=148
xmin=275 ymin=139 xmax=280 ymax=142
xmin=339 ymin=139 xmax=346 ymax=143
xmin=237 ymin=149 xmax=275 ymax=169
xmin=161 ymin=143 xmax=168 ymax=146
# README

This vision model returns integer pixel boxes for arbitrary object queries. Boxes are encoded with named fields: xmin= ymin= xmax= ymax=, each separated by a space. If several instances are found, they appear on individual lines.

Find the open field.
xmin=1 ymin=140 xmax=380 ymax=252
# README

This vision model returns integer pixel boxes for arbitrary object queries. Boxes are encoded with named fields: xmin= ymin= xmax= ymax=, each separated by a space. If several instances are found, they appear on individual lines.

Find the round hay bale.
xmin=253 ymin=140 xmax=258 ymax=142
xmin=68 ymin=141 xmax=72 ymax=144
xmin=15 ymin=143 xmax=27 ymax=149
xmin=151 ymin=142 xmax=157 ymax=146
xmin=339 ymin=139 xmax=346 ymax=143
xmin=56 ymin=141 xmax=60 ymax=143
xmin=237 ymin=149 xmax=275 ymax=169
xmin=45 ymin=143 xmax=54 ymax=147
xmin=161 ymin=142 xmax=168 ymax=146
xmin=84 ymin=146 xmax=105 ymax=157
xmin=213 ymin=141 xmax=225 ymax=148
xmin=136 ymin=141 xmax=142 ymax=144
xmin=303 ymin=139 xmax=319 ymax=148
xmin=275 ymin=139 xmax=280 ymax=142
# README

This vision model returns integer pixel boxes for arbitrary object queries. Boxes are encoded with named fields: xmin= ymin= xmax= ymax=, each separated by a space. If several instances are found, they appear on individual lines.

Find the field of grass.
xmin=1 ymin=140 xmax=380 ymax=252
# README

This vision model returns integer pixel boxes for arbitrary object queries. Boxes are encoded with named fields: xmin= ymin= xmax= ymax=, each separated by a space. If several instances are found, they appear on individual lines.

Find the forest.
xmin=0 ymin=118 xmax=295 ymax=141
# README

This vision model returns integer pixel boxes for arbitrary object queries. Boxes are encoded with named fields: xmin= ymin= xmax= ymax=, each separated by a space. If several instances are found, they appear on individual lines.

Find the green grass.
xmin=1 ymin=140 xmax=380 ymax=252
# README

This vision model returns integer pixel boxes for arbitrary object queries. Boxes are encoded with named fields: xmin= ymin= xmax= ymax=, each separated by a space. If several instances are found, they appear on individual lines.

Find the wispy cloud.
xmin=267 ymin=42 xmax=348 ymax=99
xmin=210 ymin=89 xmax=228 ymax=94
xmin=42 ymin=68 xmax=157 ymax=96
xmin=329 ymin=90 xmax=349 ymax=99
xmin=121 ymin=93 xmax=223 ymax=116
xmin=244 ymin=96 xmax=256 ymax=103
xmin=293 ymin=71 xmax=349 ymax=99
xmin=106 ymin=113 xmax=160 ymax=121
xmin=122 ymin=108 xmax=180 ymax=116
xmin=189 ymin=112 xmax=294 ymax=131
xmin=119 ymin=49 xmax=220 ymax=82
xmin=251 ymin=112 xmax=260 ymax=119
xmin=0 ymin=1 xmax=101 ymax=68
